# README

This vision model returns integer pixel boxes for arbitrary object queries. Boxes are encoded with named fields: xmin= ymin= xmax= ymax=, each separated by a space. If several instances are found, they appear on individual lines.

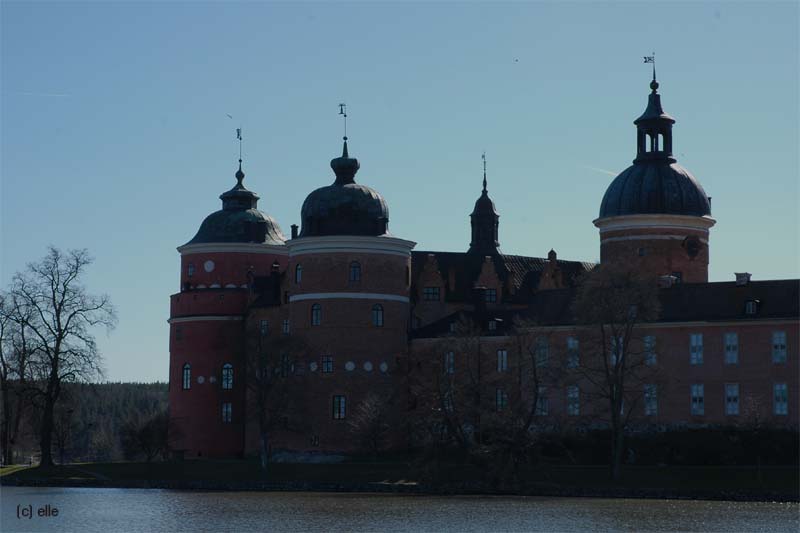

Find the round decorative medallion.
xmin=379 ymin=362 xmax=389 ymax=373
xmin=345 ymin=361 xmax=355 ymax=372
xmin=197 ymin=376 xmax=205 ymax=384
xmin=363 ymin=361 xmax=373 ymax=372
xmin=204 ymin=260 xmax=215 ymax=273
xmin=310 ymin=362 xmax=318 ymax=372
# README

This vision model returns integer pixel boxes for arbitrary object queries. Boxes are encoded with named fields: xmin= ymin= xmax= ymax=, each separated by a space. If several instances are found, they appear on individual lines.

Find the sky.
xmin=1 ymin=2 xmax=798 ymax=383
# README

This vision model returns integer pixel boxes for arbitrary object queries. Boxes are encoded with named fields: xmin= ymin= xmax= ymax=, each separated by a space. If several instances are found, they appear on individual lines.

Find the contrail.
xmin=9 ymin=91 xmax=70 ymax=98
xmin=580 ymin=165 xmax=618 ymax=177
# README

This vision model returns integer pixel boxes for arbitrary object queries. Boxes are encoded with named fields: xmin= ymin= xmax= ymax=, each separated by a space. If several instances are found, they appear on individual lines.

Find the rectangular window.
xmin=566 ymin=385 xmax=580 ymax=416
xmin=332 ymin=395 xmax=346 ymax=420
xmin=725 ymin=383 xmax=740 ymax=415
xmin=497 ymin=349 xmax=508 ymax=372
xmin=724 ymin=332 xmax=739 ymax=365
xmin=321 ymin=356 xmax=334 ymax=373
xmin=423 ymin=287 xmax=440 ymax=301
xmin=774 ymin=383 xmax=788 ymax=415
xmin=488 ymin=320 xmax=497 ymax=331
xmin=485 ymin=288 xmax=497 ymax=303
xmin=772 ymin=331 xmax=787 ymax=363
xmin=535 ymin=337 xmax=549 ymax=367
xmin=691 ymin=384 xmax=705 ymax=415
xmin=495 ymin=388 xmax=508 ymax=412
xmin=444 ymin=351 xmax=455 ymax=374
xmin=259 ymin=319 xmax=268 ymax=336
xmin=690 ymin=333 xmax=703 ymax=365
xmin=443 ymin=391 xmax=454 ymax=412
xmin=644 ymin=335 xmax=656 ymax=366
xmin=222 ymin=402 xmax=232 ymax=423
xmin=282 ymin=319 xmax=290 ymax=335
xmin=566 ymin=337 xmax=579 ymax=368
xmin=535 ymin=387 xmax=549 ymax=416
xmin=644 ymin=384 xmax=658 ymax=416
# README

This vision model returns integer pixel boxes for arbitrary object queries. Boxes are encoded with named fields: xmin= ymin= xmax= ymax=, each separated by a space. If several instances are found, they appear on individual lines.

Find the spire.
xmin=220 ymin=127 xmax=258 ymax=210
xmin=634 ymin=57 xmax=676 ymax=163
xmin=482 ymin=152 xmax=487 ymax=193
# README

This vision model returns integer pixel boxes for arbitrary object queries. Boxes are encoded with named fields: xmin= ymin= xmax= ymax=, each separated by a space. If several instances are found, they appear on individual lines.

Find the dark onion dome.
xmin=599 ymin=77 xmax=711 ymax=219
xmin=299 ymin=139 xmax=390 ymax=237
xmin=186 ymin=163 xmax=286 ymax=245
xmin=468 ymin=165 xmax=500 ymax=255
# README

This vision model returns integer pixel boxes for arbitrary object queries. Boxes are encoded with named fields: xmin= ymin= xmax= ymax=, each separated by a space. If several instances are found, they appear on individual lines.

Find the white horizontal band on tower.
xmin=177 ymin=242 xmax=288 ymax=255
xmin=289 ymin=292 xmax=410 ymax=303
xmin=167 ymin=315 xmax=243 ymax=324
xmin=286 ymin=235 xmax=417 ymax=258
xmin=601 ymin=235 xmax=709 ymax=244
xmin=593 ymin=214 xmax=716 ymax=233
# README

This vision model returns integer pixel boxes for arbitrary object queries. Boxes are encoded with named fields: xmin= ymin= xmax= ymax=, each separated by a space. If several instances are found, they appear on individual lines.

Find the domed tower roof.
xmin=299 ymin=138 xmax=390 ymax=238
xmin=186 ymin=161 xmax=286 ymax=245
xmin=599 ymin=77 xmax=711 ymax=219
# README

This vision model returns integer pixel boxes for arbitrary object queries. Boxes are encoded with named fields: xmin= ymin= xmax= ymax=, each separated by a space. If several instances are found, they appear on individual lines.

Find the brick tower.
xmin=168 ymin=160 xmax=287 ymax=458
xmin=594 ymin=74 xmax=715 ymax=282
xmin=284 ymin=135 xmax=415 ymax=452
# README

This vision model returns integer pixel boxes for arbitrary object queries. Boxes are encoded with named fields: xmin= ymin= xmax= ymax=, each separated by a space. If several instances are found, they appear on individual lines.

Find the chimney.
xmin=291 ymin=224 xmax=298 ymax=239
xmin=658 ymin=275 xmax=677 ymax=289
xmin=735 ymin=272 xmax=751 ymax=286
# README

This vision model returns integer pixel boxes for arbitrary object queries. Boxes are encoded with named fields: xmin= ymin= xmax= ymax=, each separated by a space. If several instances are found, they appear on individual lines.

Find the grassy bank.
xmin=2 ymin=460 xmax=797 ymax=500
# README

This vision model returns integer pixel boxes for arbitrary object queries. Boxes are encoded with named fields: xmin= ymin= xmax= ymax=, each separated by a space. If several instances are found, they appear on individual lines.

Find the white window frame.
xmin=725 ymin=383 xmax=739 ymax=415
xmin=567 ymin=337 xmax=580 ymax=368
xmin=497 ymin=349 xmax=508 ymax=372
xmin=644 ymin=384 xmax=658 ymax=416
xmin=724 ymin=332 xmax=738 ymax=365
xmin=774 ymin=383 xmax=788 ymax=415
xmin=690 ymin=333 xmax=703 ymax=365
xmin=566 ymin=385 xmax=580 ymax=416
xmin=772 ymin=331 xmax=787 ymax=363
xmin=691 ymin=383 xmax=704 ymax=415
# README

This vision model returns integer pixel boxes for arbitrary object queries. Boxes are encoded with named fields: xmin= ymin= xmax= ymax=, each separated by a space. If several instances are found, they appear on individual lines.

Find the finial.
xmin=643 ymin=52 xmax=658 ymax=92
xmin=338 ymin=103 xmax=348 ymax=141
xmin=481 ymin=152 xmax=487 ymax=193
xmin=234 ymin=127 xmax=245 ymax=185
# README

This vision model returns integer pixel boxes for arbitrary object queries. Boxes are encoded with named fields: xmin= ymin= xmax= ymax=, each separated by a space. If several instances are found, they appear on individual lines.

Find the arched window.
xmin=295 ymin=264 xmax=302 ymax=284
xmin=311 ymin=303 xmax=321 ymax=326
xmin=182 ymin=363 xmax=191 ymax=390
xmin=372 ymin=304 xmax=384 ymax=327
xmin=349 ymin=262 xmax=361 ymax=282
xmin=222 ymin=363 xmax=233 ymax=390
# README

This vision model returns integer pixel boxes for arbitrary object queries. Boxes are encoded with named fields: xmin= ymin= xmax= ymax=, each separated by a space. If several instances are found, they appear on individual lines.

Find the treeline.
xmin=5 ymin=381 xmax=168 ymax=464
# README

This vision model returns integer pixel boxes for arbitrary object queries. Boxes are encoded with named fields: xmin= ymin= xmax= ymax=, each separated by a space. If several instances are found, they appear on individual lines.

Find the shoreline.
xmin=2 ymin=477 xmax=797 ymax=503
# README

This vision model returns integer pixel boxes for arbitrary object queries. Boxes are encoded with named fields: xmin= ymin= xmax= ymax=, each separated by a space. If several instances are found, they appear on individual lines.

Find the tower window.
xmin=221 ymin=363 xmax=233 ymax=390
xmin=637 ymin=247 xmax=646 ymax=257
xmin=332 ymin=395 xmax=346 ymax=420
xmin=690 ymin=333 xmax=703 ymax=365
xmin=349 ymin=262 xmax=361 ymax=282
xmin=321 ymin=356 xmax=334 ymax=373
xmin=295 ymin=264 xmax=302 ymax=284
xmin=495 ymin=388 xmax=508 ymax=412
xmin=567 ymin=386 xmax=580 ymax=416
xmin=187 ymin=263 xmax=195 ymax=278
xmin=372 ymin=304 xmax=384 ymax=327
xmin=311 ymin=304 xmax=321 ymax=326
xmin=444 ymin=351 xmax=455 ymax=374
xmin=772 ymin=331 xmax=787 ymax=363
xmin=485 ymin=288 xmax=497 ymax=303
xmin=259 ymin=320 xmax=268 ymax=336
xmin=423 ymin=287 xmax=440 ymax=301
xmin=182 ymin=363 xmax=191 ymax=390
xmin=222 ymin=402 xmax=232 ymax=423
xmin=282 ymin=319 xmax=290 ymax=335
xmin=497 ymin=349 xmax=508 ymax=372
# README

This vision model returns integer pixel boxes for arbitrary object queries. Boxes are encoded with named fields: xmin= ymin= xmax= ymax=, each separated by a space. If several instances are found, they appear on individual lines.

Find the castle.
xmin=167 ymin=75 xmax=798 ymax=458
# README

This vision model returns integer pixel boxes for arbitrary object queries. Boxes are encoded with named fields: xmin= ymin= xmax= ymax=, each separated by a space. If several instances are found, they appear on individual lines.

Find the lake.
xmin=1 ymin=487 xmax=797 ymax=532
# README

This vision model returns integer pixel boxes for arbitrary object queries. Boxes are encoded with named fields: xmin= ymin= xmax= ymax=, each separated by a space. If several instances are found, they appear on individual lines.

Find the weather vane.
xmin=643 ymin=51 xmax=656 ymax=81
xmin=338 ymin=103 xmax=348 ymax=140
xmin=236 ymin=127 xmax=243 ymax=163
xmin=481 ymin=151 xmax=487 ymax=193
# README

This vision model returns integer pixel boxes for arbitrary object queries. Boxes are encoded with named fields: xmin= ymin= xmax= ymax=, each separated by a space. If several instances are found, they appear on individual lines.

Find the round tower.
xmin=168 ymin=160 xmax=287 ymax=458
xmin=594 ymin=75 xmax=715 ymax=283
xmin=286 ymin=134 xmax=415 ymax=452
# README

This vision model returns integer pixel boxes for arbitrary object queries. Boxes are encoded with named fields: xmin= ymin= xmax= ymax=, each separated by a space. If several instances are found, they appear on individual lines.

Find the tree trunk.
xmin=1 ymin=383 xmax=11 ymax=465
xmin=39 ymin=396 xmax=54 ymax=466
xmin=259 ymin=431 xmax=269 ymax=474
xmin=611 ymin=422 xmax=624 ymax=481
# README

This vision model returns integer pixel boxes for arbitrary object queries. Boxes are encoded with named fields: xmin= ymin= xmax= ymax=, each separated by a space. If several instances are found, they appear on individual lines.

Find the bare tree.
xmin=572 ymin=265 xmax=660 ymax=480
xmin=245 ymin=322 xmax=308 ymax=473
xmin=9 ymin=247 xmax=116 ymax=466
xmin=348 ymin=393 xmax=391 ymax=457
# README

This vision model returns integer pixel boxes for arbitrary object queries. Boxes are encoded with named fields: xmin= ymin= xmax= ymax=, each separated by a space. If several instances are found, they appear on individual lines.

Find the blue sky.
xmin=2 ymin=2 xmax=797 ymax=382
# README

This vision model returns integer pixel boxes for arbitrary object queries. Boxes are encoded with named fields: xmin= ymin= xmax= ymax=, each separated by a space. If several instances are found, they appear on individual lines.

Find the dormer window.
xmin=745 ymin=300 xmax=759 ymax=315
